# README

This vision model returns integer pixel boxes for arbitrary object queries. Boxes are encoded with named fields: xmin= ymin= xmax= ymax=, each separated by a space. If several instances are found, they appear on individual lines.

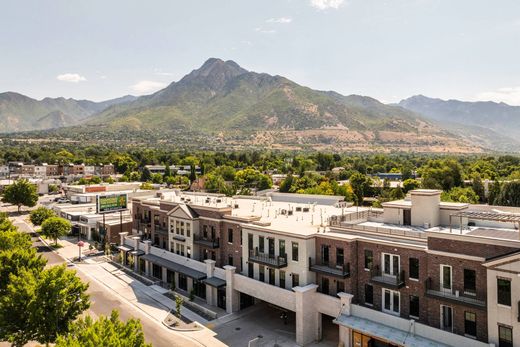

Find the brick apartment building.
xmin=121 ymin=190 xmax=520 ymax=347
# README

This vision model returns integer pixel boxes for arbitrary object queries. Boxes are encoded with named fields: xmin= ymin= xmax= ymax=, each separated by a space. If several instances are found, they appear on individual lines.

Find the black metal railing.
xmin=193 ymin=234 xmax=220 ymax=248
xmin=309 ymin=257 xmax=350 ymax=278
xmin=370 ymin=265 xmax=405 ymax=288
xmin=249 ymin=248 xmax=287 ymax=268
xmin=424 ymin=277 xmax=486 ymax=308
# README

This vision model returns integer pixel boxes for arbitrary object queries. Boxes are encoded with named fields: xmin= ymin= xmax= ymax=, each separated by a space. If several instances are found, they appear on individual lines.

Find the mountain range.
xmin=1 ymin=58 xmax=518 ymax=152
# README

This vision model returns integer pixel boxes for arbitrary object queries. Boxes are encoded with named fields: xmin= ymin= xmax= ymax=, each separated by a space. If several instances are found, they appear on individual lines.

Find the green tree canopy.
xmin=349 ymin=172 xmax=372 ymax=206
xmin=441 ymin=187 xmax=479 ymax=204
xmin=494 ymin=181 xmax=520 ymax=206
xmin=55 ymin=310 xmax=151 ymax=347
xmin=40 ymin=217 xmax=71 ymax=246
xmin=30 ymin=206 xmax=56 ymax=226
xmin=2 ymin=179 xmax=38 ymax=213
xmin=0 ymin=212 xmax=17 ymax=233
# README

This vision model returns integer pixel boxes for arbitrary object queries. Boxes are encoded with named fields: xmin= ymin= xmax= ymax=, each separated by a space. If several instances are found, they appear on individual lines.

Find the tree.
xmin=0 ymin=212 xmax=17 ymax=233
xmin=31 ymin=265 xmax=90 ymax=345
xmin=140 ymin=167 xmax=151 ymax=182
xmin=175 ymin=295 xmax=183 ymax=318
xmin=2 ymin=179 xmax=38 ymax=213
xmin=349 ymin=172 xmax=371 ymax=206
xmin=471 ymin=173 xmax=486 ymax=203
xmin=189 ymin=166 xmax=197 ymax=183
xmin=151 ymin=173 xmax=163 ymax=184
xmin=140 ymin=182 xmax=153 ymax=190
xmin=402 ymin=179 xmax=420 ymax=193
xmin=40 ymin=217 xmax=71 ymax=246
xmin=54 ymin=310 xmax=151 ymax=347
xmin=163 ymin=164 xmax=172 ymax=179
xmin=0 ymin=247 xmax=46 ymax=291
xmin=0 ymin=230 xmax=31 ymax=252
xmin=419 ymin=159 xmax=463 ymax=191
xmin=494 ymin=181 xmax=520 ymax=207
xmin=30 ymin=206 xmax=56 ymax=226
xmin=441 ymin=187 xmax=479 ymax=204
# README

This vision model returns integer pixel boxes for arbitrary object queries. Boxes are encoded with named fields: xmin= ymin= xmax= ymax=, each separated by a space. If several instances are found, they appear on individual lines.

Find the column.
xmin=187 ymin=277 xmax=194 ymax=293
xmin=162 ymin=267 xmax=167 ymax=284
xmin=205 ymin=259 xmax=216 ymax=306
xmin=119 ymin=232 xmax=128 ymax=245
xmin=337 ymin=292 xmax=354 ymax=347
xmin=294 ymin=284 xmax=319 ymax=346
xmin=224 ymin=265 xmax=240 ymax=314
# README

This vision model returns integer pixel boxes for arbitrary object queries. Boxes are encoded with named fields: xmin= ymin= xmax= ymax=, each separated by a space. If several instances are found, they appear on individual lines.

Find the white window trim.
xmin=440 ymin=305 xmax=453 ymax=332
xmin=382 ymin=288 xmax=400 ymax=316
xmin=440 ymin=264 xmax=453 ymax=293
xmin=382 ymin=253 xmax=400 ymax=276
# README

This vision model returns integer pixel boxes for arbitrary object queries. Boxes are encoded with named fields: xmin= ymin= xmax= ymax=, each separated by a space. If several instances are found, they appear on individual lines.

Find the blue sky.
xmin=1 ymin=0 xmax=519 ymax=104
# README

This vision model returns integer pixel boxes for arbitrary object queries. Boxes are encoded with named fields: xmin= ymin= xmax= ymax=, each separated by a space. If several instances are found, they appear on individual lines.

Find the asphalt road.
xmin=11 ymin=216 xmax=198 ymax=347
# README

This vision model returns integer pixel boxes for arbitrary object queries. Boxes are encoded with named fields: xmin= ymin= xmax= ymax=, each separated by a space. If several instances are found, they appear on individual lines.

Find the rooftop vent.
xmin=303 ymin=207 xmax=310 ymax=213
xmin=296 ymin=207 xmax=302 ymax=212
xmin=234 ymin=204 xmax=239 ymax=209
xmin=288 ymin=210 xmax=293 ymax=216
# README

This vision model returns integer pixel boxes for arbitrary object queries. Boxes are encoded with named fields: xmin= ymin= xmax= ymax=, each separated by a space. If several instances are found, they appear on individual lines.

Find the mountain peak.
xmin=191 ymin=58 xmax=247 ymax=78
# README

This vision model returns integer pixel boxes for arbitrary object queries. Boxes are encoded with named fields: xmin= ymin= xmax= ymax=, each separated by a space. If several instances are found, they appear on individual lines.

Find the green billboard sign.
xmin=96 ymin=194 xmax=128 ymax=214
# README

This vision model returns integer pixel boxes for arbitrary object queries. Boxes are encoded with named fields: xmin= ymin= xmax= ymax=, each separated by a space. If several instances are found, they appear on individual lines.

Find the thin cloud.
xmin=130 ymin=80 xmax=167 ymax=94
xmin=255 ymin=27 xmax=276 ymax=34
xmin=266 ymin=17 xmax=292 ymax=24
xmin=476 ymin=87 xmax=520 ymax=106
xmin=154 ymin=72 xmax=174 ymax=76
xmin=310 ymin=0 xmax=345 ymax=10
xmin=56 ymin=73 xmax=86 ymax=83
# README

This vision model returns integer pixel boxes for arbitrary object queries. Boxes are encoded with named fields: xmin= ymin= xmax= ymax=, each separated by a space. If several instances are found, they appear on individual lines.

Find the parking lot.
xmin=212 ymin=302 xmax=338 ymax=347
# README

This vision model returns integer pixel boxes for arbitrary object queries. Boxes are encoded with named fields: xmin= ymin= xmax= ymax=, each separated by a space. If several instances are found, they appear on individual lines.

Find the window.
xmin=292 ymin=242 xmax=299 ymax=261
xmin=321 ymin=277 xmax=330 ymax=295
xmin=463 ymin=269 xmax=476 ymax=294
xmin=365 ymin=284 xmax=373 ymax=305
xmin=187 ymin=246 xmax=191 ymax=259
xmin=409 ymin=258 xmax=419 ymax=280
xmin=180 ymin=221 xmax=184 ymax=236
xmin=409 ymin=295 xmax=419 ymax=318
xmin=280 ymin=271 xmax=286 ymax=289
xmin=336 ymin=247 xmax=344 ymax=267
xmin=383 ymin=253 xmax=400 ymax=276
xmin=441 ymin=265 xmax=452 ymax=291
xmin=269 ymin=268 xmax=275 ymax=285
xmin=498 ymin=278 xmax=511 ymax=306
xmin=382 ymin=288 xmax=400 ymax=315
xmin=186 ymin=223 xmax=190 ymax=237
xmin=248 ymin=233 xmax=253 ymax=251
xmin=279 ymin=240 xmax=286 ymax=257
xmin=292 ymin=273 xmax=299 ymax=287
xmin=228 ymin=228 xmax=233 ymax=243
xmin=499 ymin=325 xmax=513 ymax=347
xmin=337 ymin=280 xmax=345 ymax=294
xmin=203 ymin=225 xmax=208 ymax=238
xmin=240 ymin=257 xmax=243 ymax=272
xmin=364 ymin=250 xmax=373 ymax=270
xmin=464 ymin=312 xmax=476 ymax=338
xmin=228 ymin=255 xmax=233 ymax=266
xmin=176 ymin=221 xmax=180 ymax=234
xmin=440 ymin=305 xmax=453 ymax=332
xmin=259 ymin=236 xmax=265 ymax=253
xmin=259 ymin=265 xmax=265 ymax=282
xmin=321 ymin=245 xmax=330 ymax=265
xmin=240 ymin=231 xmax=243 ymax=245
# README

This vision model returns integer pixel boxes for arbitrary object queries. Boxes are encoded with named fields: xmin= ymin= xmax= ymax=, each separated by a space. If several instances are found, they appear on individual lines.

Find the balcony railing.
xmin=248 ymin=248 xmax=287 ymax=268
xmin=193 ymin=235 xmax=220 ymax=248
xmin=309 ymin=257 xmax=350 ymax=278
xmin=153 ymin=225 xmax=168 ymax=234
xmin=424 ymin=278 xmax=486 ymax=308
xmin=370 ymin=265 xmax=405 ymax=289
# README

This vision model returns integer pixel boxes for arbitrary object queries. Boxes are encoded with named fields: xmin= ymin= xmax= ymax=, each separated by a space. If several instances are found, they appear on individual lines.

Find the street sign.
xmin=96 ymin=193 xmax=128 ymax=214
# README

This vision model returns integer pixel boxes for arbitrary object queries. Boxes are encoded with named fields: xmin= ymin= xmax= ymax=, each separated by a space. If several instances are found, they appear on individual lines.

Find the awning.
xmin=203 ymin=277 xmax=226 ymax=288
xmin=140 ymin=254 xmax=206 ymax=280
xmin=334 ymin=314 xmax=450 ymax=347
xmin=117 ymin=245 xmax=134 ymax=252
xmin=130 ymin=250 xmax=145 ymax=256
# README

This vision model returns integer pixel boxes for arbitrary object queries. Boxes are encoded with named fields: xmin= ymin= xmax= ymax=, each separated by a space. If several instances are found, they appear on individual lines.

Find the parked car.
xmin=56 ymin=198 xmax=70 ymax=203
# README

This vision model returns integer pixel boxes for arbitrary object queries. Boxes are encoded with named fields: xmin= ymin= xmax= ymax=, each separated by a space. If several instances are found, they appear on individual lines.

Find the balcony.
xmin=248 ymin=249 xmax=287 ymax=268
xmin=424 ymin=278 xmax=486 ymax=308
xmin=154 ymin=225 xmax=168 ymax=234
xmin=193 ymin=235 xmax=220 ymax=249
xmin=309 ymin=257 xmax=350 ymax=278
xmin=370 ymin=265 xmax=405 ymax=289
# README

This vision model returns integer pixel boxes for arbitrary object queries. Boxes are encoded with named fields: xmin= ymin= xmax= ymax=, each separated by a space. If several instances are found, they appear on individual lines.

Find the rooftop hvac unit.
xmin=234 ymin=204 xmax=239 ymax=209
xmin=303 ymin=207 xmax=310 ymax=212
xmin=296 ymin=207 xmax=302 ymax=212
xmin=216 ymin=199 xmax=222 ymax=203
xmin=288 ymin=210 xmax=293 ymax=216
xmin=424 ymin=222 xmax=430 ymax=228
